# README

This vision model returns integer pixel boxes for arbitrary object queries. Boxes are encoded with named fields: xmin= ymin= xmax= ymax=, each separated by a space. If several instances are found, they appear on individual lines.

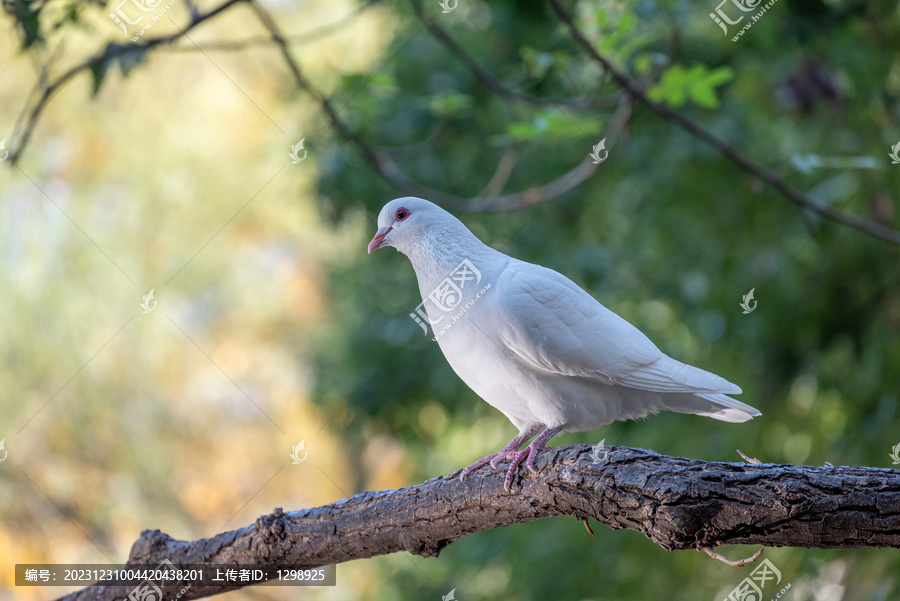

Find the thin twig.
xmin=410 ymin=0 xmax=618 ymax=110
xmin=375 ymin=119 xmax=452 ymax=160
xmin=582 ymin=518 xmax=595 ymax=537
xmin=376 ymin=94 xmax=632 ymax=212
xmin=548 ymin=0 xmax=900 ymax=246
xmin=250 ymin=0 xmax=629 ymax=213
xmin=700 ymin=546 xmax=764 ymax=568
xmin=157 ymin=0 xmax=381 ymax=53
xmin=737 ymin=449 xmax=761 ymax=465
xmin=481 ymin=146 xmax=520 ymax=197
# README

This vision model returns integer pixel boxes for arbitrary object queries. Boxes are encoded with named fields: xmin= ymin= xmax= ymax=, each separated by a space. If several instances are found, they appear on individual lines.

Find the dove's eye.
xmin=395 ymin=208 xmax=410 ymax=221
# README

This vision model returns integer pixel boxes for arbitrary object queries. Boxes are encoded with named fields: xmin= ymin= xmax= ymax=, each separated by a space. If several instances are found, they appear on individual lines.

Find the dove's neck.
xmin=404 ymin=221 xmax=506 ymax=291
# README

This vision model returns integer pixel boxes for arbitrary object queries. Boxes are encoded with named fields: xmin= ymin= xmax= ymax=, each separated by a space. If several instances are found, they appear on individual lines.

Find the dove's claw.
xmin=460 ymin=425 xmax=559 ymax=490
xmin=503 ymin=450 xmax=529 ymax=491
xmin=502 ymin=427 xmax=561 ymax=491
xmin=460 ymin=454 xmax=499 ymax=481
xmin=461 ymin=425 xmax=543 ymax=483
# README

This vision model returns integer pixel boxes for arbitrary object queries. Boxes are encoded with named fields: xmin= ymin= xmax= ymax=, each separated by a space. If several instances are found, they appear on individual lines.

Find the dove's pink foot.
xmin=503 ymin=427 xmax=560 ymax=492
xmin=459 ymin=425 xmax=542 ymax=482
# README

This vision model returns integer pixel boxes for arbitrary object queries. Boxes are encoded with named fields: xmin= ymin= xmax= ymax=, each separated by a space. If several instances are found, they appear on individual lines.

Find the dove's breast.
xmin=436 ymin=314 xmax=545 ymax=428
xmin=420 ymin=274 xmax=537 ymax=427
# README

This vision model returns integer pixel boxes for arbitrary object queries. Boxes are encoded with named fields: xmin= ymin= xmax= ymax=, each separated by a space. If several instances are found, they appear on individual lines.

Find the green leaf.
xmin=688 ymin=81 xmax=719 ymax=108
xmin=520 ymin=46 xmax=556 ymax=79
xmin=90 ymin=61 xmax=109 ymax=95
xmin=634 ymin=53 xmax=654 ymax=76
xmin=89 ymin=43 xmax=149 ymax=95
xmin=618 ymin=12 xmax=635 ymax=35
xmin=116 ymin=44 xmax=148 ymax=77
xmin=3 ymin=0 xmax=44 ymax=48
xmin=705 ymin=66 xmax=735 ymax=86
xmin=505 ymin=108 xmax=601 ymax=141
xmin=366 ymin=73 xmax=397 ymax=92
xmin=649 ymin=64 xmax=733 ymax=110
xmin=53 ymin=2 xmax=80 ymax=29
xmin=21 ymin=9 xmax=41 ymax=47
xmin=429 ymin=92 xmax=473 ymax=117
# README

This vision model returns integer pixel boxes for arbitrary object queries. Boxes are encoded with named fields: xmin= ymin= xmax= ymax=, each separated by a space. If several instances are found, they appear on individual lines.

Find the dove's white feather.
xmin=373 ymin=197 xmax=760 ymax=435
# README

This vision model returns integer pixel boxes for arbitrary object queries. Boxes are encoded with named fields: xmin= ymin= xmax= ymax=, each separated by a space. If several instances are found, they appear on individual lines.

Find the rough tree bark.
xmin=55 ymin=444 xmax=900 ymax=600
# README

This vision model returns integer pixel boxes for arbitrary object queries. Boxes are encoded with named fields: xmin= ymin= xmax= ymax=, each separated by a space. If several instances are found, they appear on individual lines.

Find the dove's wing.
xmin=489 ymin=260 xmax=741 ymax=396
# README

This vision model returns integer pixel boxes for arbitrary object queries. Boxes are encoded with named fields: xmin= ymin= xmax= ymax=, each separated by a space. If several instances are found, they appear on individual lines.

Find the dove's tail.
xmin=659 ymin=392 xmax=761 ymax=423
xmin=632 ymin=356 xmax=760 ymax=423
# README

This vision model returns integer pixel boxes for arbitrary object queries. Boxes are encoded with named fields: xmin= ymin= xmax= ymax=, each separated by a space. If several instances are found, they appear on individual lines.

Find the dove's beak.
xmin=367 ymin=226 xmax=393 ymax=254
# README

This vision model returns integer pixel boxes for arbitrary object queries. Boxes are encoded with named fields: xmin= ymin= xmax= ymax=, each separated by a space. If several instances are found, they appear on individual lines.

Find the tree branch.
xmin=374 ymin=118 xmax=452 ymax=160
xmin=410 ymin=0 xmax=620 ymax=110
xmin=250 ymin=0 xmax=628 ymax=213
xmin=8 ymin=0 xmax=249 ymax=165
xmin=55 ymin=444 xmax=900 ymax=600
xmin=156 ymin=0 xmax=381 ymax=53
xmin=548 ymin=0 xmax=900 ymax=246
xmin=481 ymin=145 xmax=520 ymax=197
xmin=6 ymin=0 xmax=619 ymax=215
xmin=11 ymin=0 xmax=898 ymax=238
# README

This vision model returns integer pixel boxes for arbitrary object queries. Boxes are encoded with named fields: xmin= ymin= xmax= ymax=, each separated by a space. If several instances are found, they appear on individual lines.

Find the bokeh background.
xmin=1 ymin=0 xmax=899 ymax=599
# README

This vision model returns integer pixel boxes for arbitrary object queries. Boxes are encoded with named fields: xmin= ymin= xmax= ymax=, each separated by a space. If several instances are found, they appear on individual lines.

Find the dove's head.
xmin=368 ymin=197 xmax=464 ymax=256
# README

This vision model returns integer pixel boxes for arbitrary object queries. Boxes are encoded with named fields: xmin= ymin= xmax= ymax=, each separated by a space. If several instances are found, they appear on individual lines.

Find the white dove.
xmin=368 ymin=197 xmax=760 ymax=491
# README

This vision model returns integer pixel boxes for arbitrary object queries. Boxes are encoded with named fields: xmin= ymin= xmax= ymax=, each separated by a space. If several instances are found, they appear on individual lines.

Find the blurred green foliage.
xmin=1 ymin=0 xmax=899 ymax=600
